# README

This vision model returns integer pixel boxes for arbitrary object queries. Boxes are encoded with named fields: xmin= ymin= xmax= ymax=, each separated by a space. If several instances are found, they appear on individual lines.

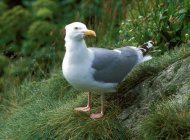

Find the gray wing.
xmin=89 ymin=47 xmax=139 ymax=83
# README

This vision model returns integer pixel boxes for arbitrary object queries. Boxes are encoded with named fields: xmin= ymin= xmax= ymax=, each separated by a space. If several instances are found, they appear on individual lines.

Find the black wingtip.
xmin=140 ymin=40 xmax=154 ymax=56
xmin=148 ymin=40 xmax=154 ymax=45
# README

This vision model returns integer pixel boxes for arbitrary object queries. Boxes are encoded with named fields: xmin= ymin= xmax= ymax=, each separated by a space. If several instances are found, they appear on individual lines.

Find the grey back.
xmin=90 ymin=47 xmax=139 ymax=83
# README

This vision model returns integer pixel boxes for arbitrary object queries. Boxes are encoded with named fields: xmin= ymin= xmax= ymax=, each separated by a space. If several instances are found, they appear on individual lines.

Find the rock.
xmin=118 ymin=57 xmax=190 ymax=135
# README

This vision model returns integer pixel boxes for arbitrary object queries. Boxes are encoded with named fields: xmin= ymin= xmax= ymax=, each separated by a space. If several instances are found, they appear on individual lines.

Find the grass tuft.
xmin=140 ymin=93 xmax=190 ymax=140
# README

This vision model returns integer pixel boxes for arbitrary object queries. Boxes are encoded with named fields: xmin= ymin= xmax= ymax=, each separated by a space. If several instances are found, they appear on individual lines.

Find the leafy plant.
xmin=0 ymin=1 xmax=7 ymax=16
xmin=22 ymin=20 xmax=57 ymax=54
xmin=0 ymin=6 xmax=33 ymax=55
xmin=32 ymin=0 xmax=58 ymax=20
xmin=119 ymin=0 xmax=190 ymax=54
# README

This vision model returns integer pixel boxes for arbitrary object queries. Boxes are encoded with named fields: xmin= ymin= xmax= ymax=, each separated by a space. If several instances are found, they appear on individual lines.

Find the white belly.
xmin=62 ymin=49 xmax=117 ymax=93
xmin=62 ymin=59 xmax=94 ymax=90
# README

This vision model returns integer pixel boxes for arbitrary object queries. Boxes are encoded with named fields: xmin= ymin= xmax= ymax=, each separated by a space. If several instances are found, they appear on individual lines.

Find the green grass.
xmin=0 ymin=72 xmax=129 ymax=140
xmin=0 ymin=45 xmax=190 ymax=140
xmin=140 ymin=93 xmax=190 ymax=140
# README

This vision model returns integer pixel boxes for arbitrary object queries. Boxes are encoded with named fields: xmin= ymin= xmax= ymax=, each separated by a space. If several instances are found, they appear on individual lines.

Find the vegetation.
xmin=119 ymin=0 xmax=190 ymax=54
xmin=0 ymin=72 xmax=128 ymax=140
xmin=141 ymin=93 xmax=190 ymax=139
xmin=0 ymin=0 xmax=190 ymax=140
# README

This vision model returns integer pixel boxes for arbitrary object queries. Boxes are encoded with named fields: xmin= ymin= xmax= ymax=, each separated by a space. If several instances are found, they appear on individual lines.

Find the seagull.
xmin=62 ymin=22 xmax=153 ymax=119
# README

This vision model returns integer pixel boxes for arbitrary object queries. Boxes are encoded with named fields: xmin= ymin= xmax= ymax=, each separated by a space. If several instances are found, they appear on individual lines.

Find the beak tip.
xmin=84 ymin=30 xmax=96 ymax=37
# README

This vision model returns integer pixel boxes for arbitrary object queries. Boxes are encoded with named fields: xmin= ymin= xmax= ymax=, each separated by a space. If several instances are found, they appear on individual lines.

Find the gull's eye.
xmin=74 ymin=27 xmax=79 ymax=30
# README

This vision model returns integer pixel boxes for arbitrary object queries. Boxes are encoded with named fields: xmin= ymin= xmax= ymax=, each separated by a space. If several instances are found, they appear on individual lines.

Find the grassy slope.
xmin=0 ymin=45 xmax=190 ymax=140
xmin=0 ymin=72 xmax=128 ymax=140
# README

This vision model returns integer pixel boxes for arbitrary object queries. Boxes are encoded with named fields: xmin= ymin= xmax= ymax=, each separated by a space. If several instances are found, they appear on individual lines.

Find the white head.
xmin=65 ymin=22 xmax=96 ymax=41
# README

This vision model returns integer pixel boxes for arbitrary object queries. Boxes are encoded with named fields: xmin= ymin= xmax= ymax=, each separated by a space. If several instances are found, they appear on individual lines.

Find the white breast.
xmin=63 ymin=60 xmax=117 ymax=93
xmin=62 ymin=48 xmax=95 ymax=91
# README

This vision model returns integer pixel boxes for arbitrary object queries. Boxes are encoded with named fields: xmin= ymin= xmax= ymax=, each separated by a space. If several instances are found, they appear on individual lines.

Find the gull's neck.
xmin=65 ymin=38 xmax=87 ymax=52
xmin=64 ymin=38 xmax=90 ymax=63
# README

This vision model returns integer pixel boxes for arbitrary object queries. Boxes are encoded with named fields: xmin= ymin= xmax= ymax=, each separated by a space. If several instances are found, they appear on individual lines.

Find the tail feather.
xmin=139 ymin=40 xmax=154 ymax=56
xmin=137 ymin=40 xmax=154 ymax=63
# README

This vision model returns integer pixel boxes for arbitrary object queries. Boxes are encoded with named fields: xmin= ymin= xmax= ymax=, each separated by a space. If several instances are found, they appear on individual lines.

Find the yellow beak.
xmin=83 ymin=29 xmax=96 ymax=37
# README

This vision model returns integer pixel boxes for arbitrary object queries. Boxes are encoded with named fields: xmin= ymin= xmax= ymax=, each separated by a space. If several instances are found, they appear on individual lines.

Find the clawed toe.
xmin=90 ymin=113 xmax=103 ymax=119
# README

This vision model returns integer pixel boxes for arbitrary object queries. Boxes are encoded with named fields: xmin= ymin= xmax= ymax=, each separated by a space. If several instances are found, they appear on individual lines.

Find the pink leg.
xmin=74 ymin=92 xmax=91 ymax=112
xmin=90 ymin=94 xmax=105 ymax=119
